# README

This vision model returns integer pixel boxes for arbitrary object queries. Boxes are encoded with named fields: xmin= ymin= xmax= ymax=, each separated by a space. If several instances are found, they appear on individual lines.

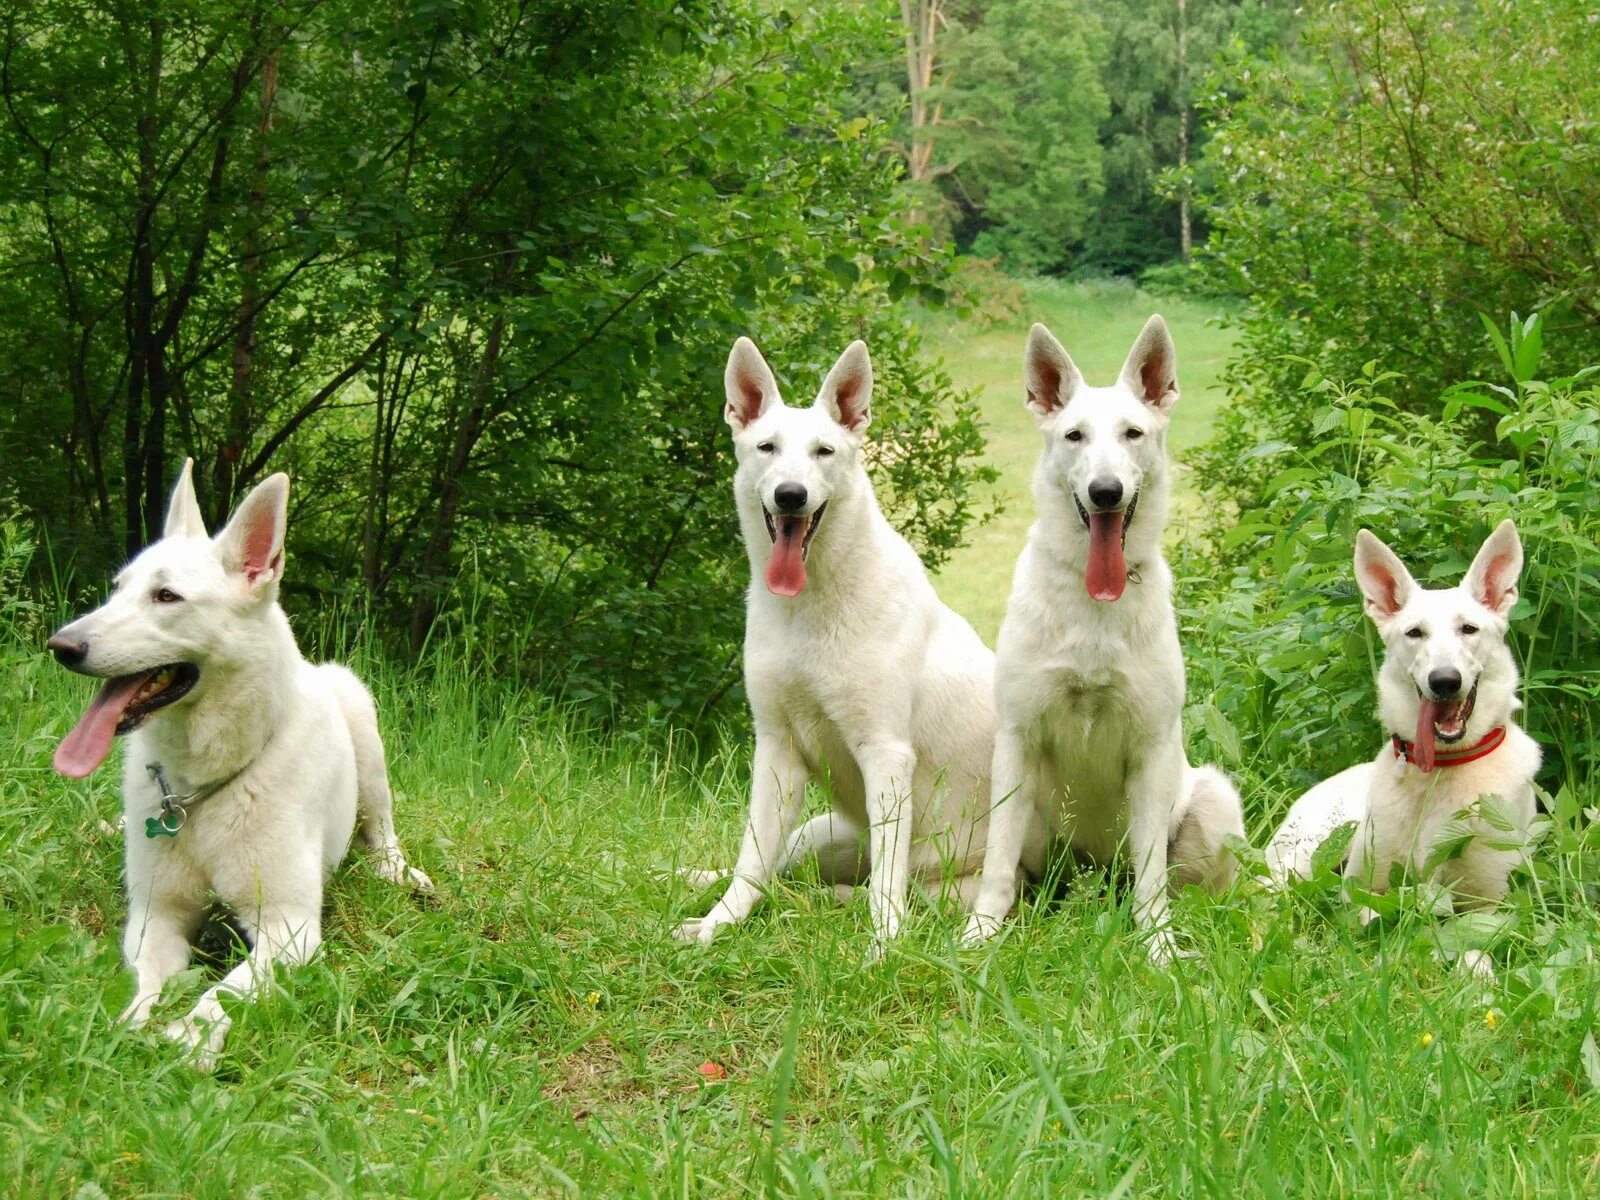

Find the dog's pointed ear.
xmin=1354 ymin=529 xmax=1416 ymax=622
xmin=163 ymin=457 xmax=208 ymax=540
xmin=215 ymin=473 xmax=288 ymax=593
xmin=816 ymin=340 xmax=872 ymax=434
xmin=725 ymin=337 xmax=781 ymax=433
xmin=1024 ymin=323 xmax=1080 ymax=421
xmin=1119 ymin=315 xmax=1179 ymax=414
xmin=1464 ymin=519 xmax=1522 ymax=616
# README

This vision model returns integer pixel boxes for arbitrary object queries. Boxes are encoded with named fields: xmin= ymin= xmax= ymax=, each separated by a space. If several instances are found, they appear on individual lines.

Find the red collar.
xmin=1391 ymin=725 xmax=1507 ymax=772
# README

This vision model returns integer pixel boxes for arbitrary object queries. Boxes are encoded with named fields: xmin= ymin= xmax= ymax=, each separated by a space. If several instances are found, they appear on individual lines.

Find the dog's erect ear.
xmin=215 ymin=473 xmax=288 ymax=592
xmin=163 ymin=457 xmax=208 ymax=540
xmin=1024 ymin=323 xmax=1080 ymax=420
xmin=816 ymin=340 xmax=872 ymax=434
xmin=725 ymin=337 xmax=781 ymax=433
xmin=1464 ymin=519 xmax=1522 ymax=616
xmin=1119 ymin=315 xmax=1179 ymax=414
xmin=1354 ymin=529 xmax=1416 ymax=622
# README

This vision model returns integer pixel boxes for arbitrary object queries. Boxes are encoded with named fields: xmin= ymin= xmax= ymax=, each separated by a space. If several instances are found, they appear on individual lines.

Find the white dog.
xmin=962 ymin=318 xmax=1244 ymax=961
xmin=673 ymin=338 xmax=997 ymax=955
xmin=1266 ymin=521 xmax=1539 ymax=977
xmin=48 ymin=461 xmax=431 ymax=1066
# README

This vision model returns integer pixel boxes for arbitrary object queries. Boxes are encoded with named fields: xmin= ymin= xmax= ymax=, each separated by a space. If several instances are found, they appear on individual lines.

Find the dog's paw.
xmin=117 ymin=994 xmax=158 ymax=1031
xmin=960 ymin=912 xmax=1002 ymax=947
xmin=1457 ymin=949 xmax=1496 ymax=983
xmin=1145 ymin=930 xmax=1196 ymax=968
xmin=671 ymin=916 xmax=726 ymax=946
xmin=652 ymin=866 xmax=731 ymax=889
xmin=163 ymin=1012 xmax=226 ymax=1072
xmin=376 ymin=856 xmax=434 ymax=892
xmin=1356 ymin=906 xmax=1379 ymax=928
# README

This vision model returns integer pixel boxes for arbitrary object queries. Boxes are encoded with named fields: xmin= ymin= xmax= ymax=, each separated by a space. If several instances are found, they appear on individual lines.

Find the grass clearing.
xmin=6 ymin=615 xmax=1600 ymax=1196
xmin=925 ymin=277 xmax=1236 ymax=641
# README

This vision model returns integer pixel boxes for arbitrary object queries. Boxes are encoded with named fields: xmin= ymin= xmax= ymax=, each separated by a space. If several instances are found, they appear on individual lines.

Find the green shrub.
xmin=1180 ymin=313 xmax=1600 ymax=820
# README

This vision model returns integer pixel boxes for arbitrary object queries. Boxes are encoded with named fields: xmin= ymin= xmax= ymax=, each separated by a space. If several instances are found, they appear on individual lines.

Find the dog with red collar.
xmin=1265 ymin=520 xmax=1540 ymax=979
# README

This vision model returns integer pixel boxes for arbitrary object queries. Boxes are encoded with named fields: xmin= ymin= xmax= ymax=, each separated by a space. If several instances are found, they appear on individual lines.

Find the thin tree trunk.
xmin=1177 ymin=0 xmax=1192 ymax=263
xmin=407 ymin=311 xmax=508 ymax=650
xmin=124 ymin=18 xmax=163 ymax=555
xmin=214 ymin=39 xmax=278 ymax=524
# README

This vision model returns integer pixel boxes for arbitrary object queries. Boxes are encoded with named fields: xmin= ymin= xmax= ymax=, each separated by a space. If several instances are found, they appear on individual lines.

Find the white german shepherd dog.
xmin=48 ymin=461 xmax=431 ymax=1066
xmin=674 ymin=337 xmax=996 ymax=955
xmin=1266 ymin=521 xmax=1538 ymax=977
xmin=962 ymin=318 xmax=1244 ymax=961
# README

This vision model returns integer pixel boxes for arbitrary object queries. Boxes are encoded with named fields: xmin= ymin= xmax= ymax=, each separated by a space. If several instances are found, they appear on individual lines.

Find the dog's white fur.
xmin=962 ymin=318 xmax=1244 ymax=961
xmin=1266 ymin=521 xmax=1539 ymax=977
xmin=674 ymin=338 xmax=996 ymax=954
xmin=50 ymin=461 xmax=430 ymax=1066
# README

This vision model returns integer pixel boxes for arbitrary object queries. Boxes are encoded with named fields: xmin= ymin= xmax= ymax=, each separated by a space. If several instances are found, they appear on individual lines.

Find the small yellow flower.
xmin=1485 ymin=1009 xmax=1500 ymax=1031
xmin=1420 ymin=1031 xmax=1434 ymax=1047
xmin=586 ymin=991 xmax=602 ymax=1008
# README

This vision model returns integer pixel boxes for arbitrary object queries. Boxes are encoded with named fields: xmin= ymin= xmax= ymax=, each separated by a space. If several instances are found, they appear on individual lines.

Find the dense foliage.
xmin=0 ymin=0 xmax=990 ymax=720
xmin=1199 ymin=0 xmax=1600 ymax=415
xmin=1181 ymin=315 xmax=1600 ymax=809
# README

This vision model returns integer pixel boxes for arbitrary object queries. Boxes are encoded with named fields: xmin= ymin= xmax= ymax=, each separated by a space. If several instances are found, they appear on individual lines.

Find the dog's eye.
xmin=1125 ymin=428 xmax=1145 ymax=440
xmin=815 ymin=445 xmax=835 ymax=457
xmin=1404 ymin=626 xmax=1424 ymax=639
xmin=756 ymin=441 xmax=775 ymax=454
xmin=1460 ymin=623 xmax=1479 ymax=636
xmin=1064 ymin=430 xmax=1084 ymax=443
xmin=152 ymin=587 xmax=184 ymax=604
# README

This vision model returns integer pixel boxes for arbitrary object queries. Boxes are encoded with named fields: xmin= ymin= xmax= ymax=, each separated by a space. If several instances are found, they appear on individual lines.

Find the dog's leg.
xmin=1128 ymin=740 xmax=1186 ymax=965
xmin=120 ymin=887 xmax=204 ymax=1029
xmin=1168 ymin=766 xmax=1245 ymax=893
xmin=164 ymin=907 xmax=322 ymax=1071
xmin=963 ymin=727 xmax=1033 ymax=945
xmin=1342 ymin=814 xmax=1385 ymax=925
xmin=858 ymin=741 xmax=918 ymax=959
xmin=673 ymin=732 xmax=808 ymax=946
xmin=338 ymin=677 xmax=433 ymax=893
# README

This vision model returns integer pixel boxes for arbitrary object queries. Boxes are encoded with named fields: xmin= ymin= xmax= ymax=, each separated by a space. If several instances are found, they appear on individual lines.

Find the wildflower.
xmin=1420 ymin=1031 xmax=1434 ymax=1047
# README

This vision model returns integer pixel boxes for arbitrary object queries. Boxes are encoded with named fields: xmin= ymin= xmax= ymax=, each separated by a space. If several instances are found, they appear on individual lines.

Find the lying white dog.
xmin=1266 ymin=521 xmax=1539 ymax=977
xmin=48 ymin=461 xmax=431 ymax=1066
xmin=674 ymin=338 xmax=996 ymax=956
xmin=963 ymin=318 xmax=1244 ymax=961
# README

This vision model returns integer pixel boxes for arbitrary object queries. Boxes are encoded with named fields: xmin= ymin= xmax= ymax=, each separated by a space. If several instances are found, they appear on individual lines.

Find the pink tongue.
xmin=1412 ymin=698 xmax=1439 ymax=774
xmin=765 ymin=516 xmax=808 ymax=597
xmin=1085 ymin=511 xmax=1128 ymax=601
xmin=53 ymin=673 xmax=149 ymax=779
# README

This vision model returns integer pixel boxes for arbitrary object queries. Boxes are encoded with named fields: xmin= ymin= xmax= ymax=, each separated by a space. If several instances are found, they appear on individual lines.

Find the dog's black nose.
xmin=47 ymin=634 xmax=88 ymax=668
xmin=773 ymin=482 xmax=808 ymax=513
xmin=1087 ymin=476 xmax=1123 ymax=510
xmin=1428 ymin=667 xmax=1463 ymax=698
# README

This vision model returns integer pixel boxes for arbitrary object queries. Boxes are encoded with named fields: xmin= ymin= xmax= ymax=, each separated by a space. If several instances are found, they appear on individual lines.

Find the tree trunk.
xmin=214 ymin=42 xmax=279 ymax=525
xmin=1177 ymin=0 xmax=1192 ymax=263
xmin=899 ymin=0 xmax=944 ymax=224
xmin=125 ymin=18 xmax=164 ymax=555
xmin=407 ymin=312 xmax=507 ymax=651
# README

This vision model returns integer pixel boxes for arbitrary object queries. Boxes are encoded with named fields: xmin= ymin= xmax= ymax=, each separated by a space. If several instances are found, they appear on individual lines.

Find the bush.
xmin=1197 ymin=0 xmax=1600 ymax=415
xmin=1180 ymin=313 xmax=1600 ymax=820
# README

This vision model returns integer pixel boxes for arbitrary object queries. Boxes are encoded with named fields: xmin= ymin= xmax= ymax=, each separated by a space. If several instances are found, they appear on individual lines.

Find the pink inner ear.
xmin=1479 ymin=552 xmax=1515 ymax=608
xmin=1362 ymin=561 xmax=1404 ymax=616
xmin=1139 ymin=355 xmax=1173 ymax=405
xmin=1029 ymin=359 xmax=1063 ymax=413
xmin=240 ymin=512 xmax=281 ymax=581
xmin=834 ymin=376 xmax=867 ymax=430
xmin=730 ymin=373 xmax=766 ymax=427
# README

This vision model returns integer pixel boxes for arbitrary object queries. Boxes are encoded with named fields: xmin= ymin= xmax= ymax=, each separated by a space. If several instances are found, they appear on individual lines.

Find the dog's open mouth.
xmin=762 ymin=502 xmax=827 ymax=597
xmin=1409 ymin=681 xmax=1477 ymax=773
xmin=53 ymin=663 xmax=200 ymax=779
xmin=1073 ymin=491 xmax=1139 ymax=603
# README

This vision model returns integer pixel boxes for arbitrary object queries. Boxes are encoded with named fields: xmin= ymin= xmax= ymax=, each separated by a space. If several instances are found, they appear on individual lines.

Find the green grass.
xmin=926 ymin=277 xmax=1237 ymax=641
xmin=5 ymin=616 xmax=1600 ymax=1196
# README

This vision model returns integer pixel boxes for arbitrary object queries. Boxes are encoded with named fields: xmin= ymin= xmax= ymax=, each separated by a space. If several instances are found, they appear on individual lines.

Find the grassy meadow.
xmin=5 ymin=287 xmax=1600 ymax=1196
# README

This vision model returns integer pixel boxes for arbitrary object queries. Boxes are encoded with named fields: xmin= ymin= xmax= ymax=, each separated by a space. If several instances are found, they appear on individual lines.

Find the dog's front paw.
xmin=118 ymin=993 xmax=159 ymax=1031
xmin=960 ymin=911 xmax=1002 ymax=947
xmin=376 ymin=856 xmax=434 ymax=893
xmin=163 ymin=1010 xmax=228 ymax=1072
xmin=1356 ymin=906 xmax=1379 ymax=928
xmin=1457 ymin=949 xmax=1496 ymax=983
xmin=1145 ymin=930 xmax=1196 ymax=968
xmin=672 ymin=916 xmax=726 ymax=946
